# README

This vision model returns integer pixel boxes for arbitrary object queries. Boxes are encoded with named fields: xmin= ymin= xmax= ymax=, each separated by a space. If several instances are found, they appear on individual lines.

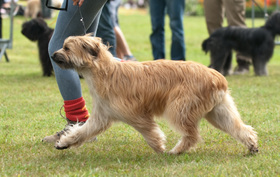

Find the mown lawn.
xmin=0 ymin=9 xmax=279 ymax=176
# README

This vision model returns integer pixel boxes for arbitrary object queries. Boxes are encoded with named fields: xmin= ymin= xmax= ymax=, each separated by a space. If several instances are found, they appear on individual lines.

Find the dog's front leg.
xmin=130 ymin=120 xmax=166 ymax=153
xmin=55 ymin=115 xmax=113 ymax=150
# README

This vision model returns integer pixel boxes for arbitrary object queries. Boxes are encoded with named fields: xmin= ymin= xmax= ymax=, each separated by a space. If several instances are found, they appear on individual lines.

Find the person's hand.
xmin=72 ymin=0 xmax=84 ymax=7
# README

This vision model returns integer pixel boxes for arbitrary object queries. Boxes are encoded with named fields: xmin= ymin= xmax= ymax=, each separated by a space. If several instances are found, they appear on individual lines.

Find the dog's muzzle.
xmin=51 ymin=52 xmax=67 ymax=67
xmin=51 ymin=52 xmax=74 ymax=69
xmin=52 ymin=52 xmax=65 ymax=64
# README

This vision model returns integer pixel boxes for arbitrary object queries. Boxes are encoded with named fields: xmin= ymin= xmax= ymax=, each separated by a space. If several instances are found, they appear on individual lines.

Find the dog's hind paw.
xmin=249 ymin=146 xmax=259 ymax=154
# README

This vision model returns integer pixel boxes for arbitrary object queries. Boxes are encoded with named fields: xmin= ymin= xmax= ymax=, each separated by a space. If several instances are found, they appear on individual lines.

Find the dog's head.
xmin=265 ymin=11 xmax=280 ymax=35
xmin=52 ymin=34 xmax=110 ymax=70
xmin=21 ymin=18 xmax=50 ymax=41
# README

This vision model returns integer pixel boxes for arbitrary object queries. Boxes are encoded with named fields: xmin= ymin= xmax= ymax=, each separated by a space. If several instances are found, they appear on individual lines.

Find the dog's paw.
xmin=54 ymin=141 xmax=69 ymax=150
xmin=167 ymin=149 xmax=184 ymax=155
xmin=249 ymin=146 xmax=259 ymax=154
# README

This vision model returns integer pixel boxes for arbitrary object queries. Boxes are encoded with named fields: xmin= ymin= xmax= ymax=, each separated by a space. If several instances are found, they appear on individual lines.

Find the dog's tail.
xmin=204 ymin=92 xmax=258 ymax=153
xmin=202 ymin=38 xmax=211 ymax=54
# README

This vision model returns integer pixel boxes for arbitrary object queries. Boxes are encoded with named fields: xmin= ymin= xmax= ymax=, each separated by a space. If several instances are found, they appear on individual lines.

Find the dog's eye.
xmin=64 ymin=46 xmax=69 ymax=51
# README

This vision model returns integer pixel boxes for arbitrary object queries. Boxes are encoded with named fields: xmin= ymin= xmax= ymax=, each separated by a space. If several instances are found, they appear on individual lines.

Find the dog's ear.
xmin=202 ymin=39 xmax=210 ymax=53
xmin=265 ymin=11 xmax=280 ymax=34
xmin=93 ymin=37 xmax=110 ymax=52
xmin=82 ymin=42 xmax=99 ymax=57
xmin=82 ymin=37 xmax=109 ymax=58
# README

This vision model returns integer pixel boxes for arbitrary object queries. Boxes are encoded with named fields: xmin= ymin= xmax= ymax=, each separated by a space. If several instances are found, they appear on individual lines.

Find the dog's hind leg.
xmin=252 ymin=56 xmax=268 ymax=76
xmin=130 ymin=119 xmax=166 ymax=153
xmin=205 ymin=93 xmax=258 ymax=153
xmin=165 ymin=99 xmax=202 ymax=155
xmin=168 ymin=128 xmax=200 ymax=155
xmin=55 ymin=114 xmax=113 ymax=149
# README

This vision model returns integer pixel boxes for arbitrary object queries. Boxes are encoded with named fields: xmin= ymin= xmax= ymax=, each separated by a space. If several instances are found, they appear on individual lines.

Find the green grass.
xmin=0 ymin=9 xmax=280 ymax=176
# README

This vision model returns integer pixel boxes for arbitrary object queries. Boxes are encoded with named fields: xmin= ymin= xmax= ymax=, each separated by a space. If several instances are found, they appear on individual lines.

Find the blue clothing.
xmin=96 ymin=0 xmax=122 ymax=57
xmin=48 ymin=0 xmax=107 ymax=101
xmin=96 ymin=1 xmax=117 ymax=56
xmin=109 ymin=0 xmax=121 ymax=27
xmin=149 ymin=0 xmax=186 ymax=61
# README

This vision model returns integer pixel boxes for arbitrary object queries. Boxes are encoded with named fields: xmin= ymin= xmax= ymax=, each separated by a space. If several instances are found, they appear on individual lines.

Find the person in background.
xmin=149 ymin=0 xmax=186 ymax=61
xmin=96 ymin=1 xmax=117 ymax=56
xmin=204 ymin=0 xmax=251 ymax=75
xmin=97 ymin=0 xmax=136 ymax=61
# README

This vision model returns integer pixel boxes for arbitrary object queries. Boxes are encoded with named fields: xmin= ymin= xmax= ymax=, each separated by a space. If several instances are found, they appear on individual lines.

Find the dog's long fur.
xmin=202 ymin=12 xmax=280 ymax=76
xmin=52 ymin=35 xmax=258 ymax=154
xmin=21 ymin=18 xmax=53 ymax=76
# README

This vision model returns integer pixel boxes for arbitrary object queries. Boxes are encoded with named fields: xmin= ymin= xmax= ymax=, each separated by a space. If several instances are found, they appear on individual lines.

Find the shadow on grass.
xmin=34 ymin=138 xmax=256 ymax=168
xmin=0 ymin=128 xmax=264 ymax=176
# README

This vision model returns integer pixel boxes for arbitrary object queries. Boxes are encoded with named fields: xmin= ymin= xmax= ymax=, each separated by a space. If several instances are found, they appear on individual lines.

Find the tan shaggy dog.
xmin=24 ymin=0 xmax=41 ymax=18
xmin=51 ymin=35 xmax=258 ymax=155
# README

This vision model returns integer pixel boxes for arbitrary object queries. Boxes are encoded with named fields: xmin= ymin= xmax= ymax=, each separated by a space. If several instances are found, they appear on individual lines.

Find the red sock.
xmin=64 ymin=97 xmax=89 ymax=122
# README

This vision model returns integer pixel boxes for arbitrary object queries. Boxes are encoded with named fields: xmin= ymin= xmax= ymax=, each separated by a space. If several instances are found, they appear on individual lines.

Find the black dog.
xmin=21 ymin=18 xmax=53 ymax=77
xmin=202 ymin=12 xmax=280 ymax=76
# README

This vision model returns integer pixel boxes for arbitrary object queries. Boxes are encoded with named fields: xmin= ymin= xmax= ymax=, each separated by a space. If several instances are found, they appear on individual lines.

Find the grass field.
xmin=0 ymin=9 xmax=280 ymax=176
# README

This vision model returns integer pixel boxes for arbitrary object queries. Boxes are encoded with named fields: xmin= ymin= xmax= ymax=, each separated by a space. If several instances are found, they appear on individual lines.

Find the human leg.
xmin=167 ymin=0 xmax=186 ymax=61
xmin=224 ymin=0 xmax=251 ymax=74
xmin=233 ymin=53 xmax=251 ymax=75
xmin=96 ymin=1 xmax=117 ymax=56
xmin=110 ymin=0 xmax=136 ymax=60
xmin=48 ymin=0 xmax=106 ymax=101
xmin=149 ymin=0 xmax=166 ymax=60
xmin=114 ymin=26 xmax=136 ymax=60
xmin=204 ymin=0 xmax=224 ymax=34
xmin=223 ymin=0 xmax=246 ymax=27
xmin=43 ymin=0 xmax=107 ymax=143
xmin=110 ymin=0 xmax=121 ymax=27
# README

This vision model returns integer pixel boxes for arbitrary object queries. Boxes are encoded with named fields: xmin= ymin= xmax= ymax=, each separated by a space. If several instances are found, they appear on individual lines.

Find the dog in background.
xmin=51 ymin=35 xmax=258 ymax=155
xmin=21 ymin=18 xmax=53 ymax=77
xmin=202 ymin=11 xmax=280 ymax=76
xmin=24 ymin=0 xmax=41 ymax=18
xmin=24 ymin=0 xmax=62 ymax=18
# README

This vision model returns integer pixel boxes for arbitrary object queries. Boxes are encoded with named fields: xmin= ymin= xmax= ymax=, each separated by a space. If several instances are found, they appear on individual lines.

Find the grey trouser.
xmin=48 ymin=0 xmax=107 ymax=101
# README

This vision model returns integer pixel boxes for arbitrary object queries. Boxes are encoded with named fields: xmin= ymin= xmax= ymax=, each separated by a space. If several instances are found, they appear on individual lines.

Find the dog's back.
xmin=141 ymin=60 xmax=227 ymax=91
xmin=95 ymin=60 xmax=228 ymax=117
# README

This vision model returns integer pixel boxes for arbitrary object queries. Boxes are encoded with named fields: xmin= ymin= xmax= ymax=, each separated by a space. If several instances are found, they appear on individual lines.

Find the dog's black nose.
xmin=51 ymin=53 xmax=61 ymax=63
xmin=51 ymin=53 xmax=63 ymax=64
xmin=51 ymin=53 xmax=57 ymax=60
xmin=51 ymin=52 xmax=67 ymax=67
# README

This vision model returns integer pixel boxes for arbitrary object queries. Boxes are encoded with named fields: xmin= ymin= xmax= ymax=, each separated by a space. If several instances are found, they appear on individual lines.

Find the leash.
xmin=59 ymin=105 xmax=67 ymax=120
xmin=46 ymin=0 xmax=87 ymax=35
xmin=251 ymin=0 xmax=269 ymax=18
xmin=77 ymin=3 xmax=87 ymax=35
